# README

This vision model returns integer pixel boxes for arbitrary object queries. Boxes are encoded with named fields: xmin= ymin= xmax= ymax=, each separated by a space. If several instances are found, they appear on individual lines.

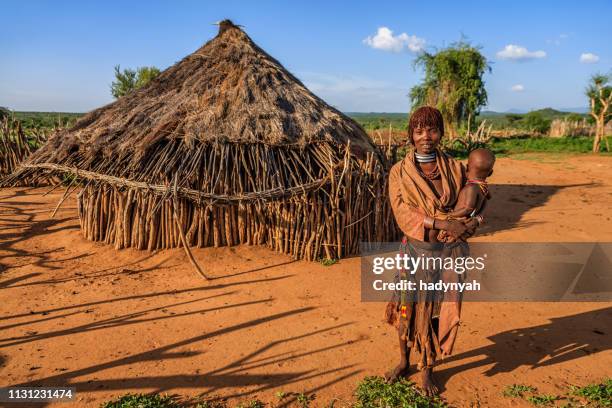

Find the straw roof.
xmin=15 ymin=20 xmax=377 ymax=188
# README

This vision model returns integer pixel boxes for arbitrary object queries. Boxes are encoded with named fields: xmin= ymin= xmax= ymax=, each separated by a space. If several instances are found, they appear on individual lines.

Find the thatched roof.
xmin=27 ymin=20 xmax=376 ymax=168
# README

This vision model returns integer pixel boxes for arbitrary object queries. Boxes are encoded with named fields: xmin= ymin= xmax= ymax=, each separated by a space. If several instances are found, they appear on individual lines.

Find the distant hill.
xmin=559 ymin=107 xmax=589 ymax=114
xmin=346 ymin=112 xmax=407 ymax=131
xmin=479 ymin=110 xmax=509 ymax=117
xmin=530 ymin=108 xmax=570 ymax=118
xmin=480 ymin=108 xmax=576 ymax=118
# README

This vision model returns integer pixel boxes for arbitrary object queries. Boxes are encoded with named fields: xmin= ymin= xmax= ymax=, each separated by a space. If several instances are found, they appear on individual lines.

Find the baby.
xmin=438 ymin=148 xmax=495 ymax=242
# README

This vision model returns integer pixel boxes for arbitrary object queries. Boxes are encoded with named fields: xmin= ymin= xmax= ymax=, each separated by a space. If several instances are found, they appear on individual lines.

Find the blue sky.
xmin=1 ymin=1 xmax=610 ymax=113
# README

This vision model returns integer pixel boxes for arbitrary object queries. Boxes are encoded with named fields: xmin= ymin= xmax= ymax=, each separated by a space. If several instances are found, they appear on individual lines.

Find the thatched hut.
xmin=6 ymin=20 xmax=397 ymax=261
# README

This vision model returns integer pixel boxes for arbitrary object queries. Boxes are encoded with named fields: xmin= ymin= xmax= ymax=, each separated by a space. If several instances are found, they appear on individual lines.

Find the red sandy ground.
xmin=1 ymin=153 xmax=611 ymax=407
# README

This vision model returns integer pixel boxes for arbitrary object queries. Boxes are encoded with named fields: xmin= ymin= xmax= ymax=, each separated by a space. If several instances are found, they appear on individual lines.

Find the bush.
xmin=354 ymin=376 xmax=446 ymax=408
xmin=571 ymin=378 xmax=612 ymax=406
xmin=101 ymin=393 xmax=180 ymax=408
xmin=521 ymin=112 xmax=551 ymax=134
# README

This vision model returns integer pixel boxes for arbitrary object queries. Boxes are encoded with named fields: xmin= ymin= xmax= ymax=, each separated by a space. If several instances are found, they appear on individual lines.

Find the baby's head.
xmin=467 ymin=148 xmax=495 ymax=180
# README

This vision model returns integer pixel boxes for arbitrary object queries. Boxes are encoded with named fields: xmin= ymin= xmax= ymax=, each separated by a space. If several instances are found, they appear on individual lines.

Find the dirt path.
xmin=1 ymin=153 xmax=611 ymax=407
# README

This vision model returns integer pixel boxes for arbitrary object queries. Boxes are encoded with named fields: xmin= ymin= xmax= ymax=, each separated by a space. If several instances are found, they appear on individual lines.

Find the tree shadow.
xmin=435 ymin=306 xmax=612 ymax=392
xmin=0 ymin=274 xmax=293 ymax=323
xmin=212 ymin=260 xmax=298 ymax=280
xmin=7 ymin=307 xmax=351 ymax=406
xmin=0 ymin=252 xmax=173 ymax=289
xmin=0 ymin=192 xmax=80 ymax=274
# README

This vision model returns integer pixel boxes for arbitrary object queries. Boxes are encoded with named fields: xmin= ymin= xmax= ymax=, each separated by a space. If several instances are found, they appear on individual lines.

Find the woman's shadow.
xmin=478 ymin=182 xmax=598 ymax=235
xmin=435 ymin=306 xmax=611 ymax=390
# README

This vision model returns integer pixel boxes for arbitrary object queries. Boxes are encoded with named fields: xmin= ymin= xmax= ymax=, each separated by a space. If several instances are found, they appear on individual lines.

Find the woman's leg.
xmin=420 ymin=317 xmax=440 ymax=396
xmin=385 ymin=317 xmax=411 ymax=381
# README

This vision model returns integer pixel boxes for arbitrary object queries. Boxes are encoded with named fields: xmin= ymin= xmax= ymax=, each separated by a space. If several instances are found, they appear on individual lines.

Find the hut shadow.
xmin=434 ymin=306 xmax=612 ymax=392
xmin=6 ymin=307 xmax=358 ymax=406
xmin=478 ymin=182 xmax=597 ymax=236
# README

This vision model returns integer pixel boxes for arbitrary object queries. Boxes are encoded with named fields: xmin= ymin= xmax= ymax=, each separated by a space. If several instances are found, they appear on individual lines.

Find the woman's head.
xmin=408 ymin=106 xmax=444 ymax=154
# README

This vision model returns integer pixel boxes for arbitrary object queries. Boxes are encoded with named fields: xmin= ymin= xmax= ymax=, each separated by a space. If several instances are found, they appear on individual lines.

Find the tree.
xmin=409 ymin=41 xmax=491 ymax=138
xmin=586 ymin=73 xmax=611 ymax=152
xmin=111 ymin=65 xmax=161 ymax=98
xmin=521 ymin=111 xmax=551 ymax=134
xmin=505 ymin=114 xmax=523 ymax=126
xmin=565 ymin=113 xmax=584 ymax=123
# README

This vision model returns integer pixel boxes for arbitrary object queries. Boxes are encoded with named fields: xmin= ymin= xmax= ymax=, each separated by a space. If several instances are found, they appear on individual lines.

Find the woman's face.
xmin=412 ymin=126 xmax=441 ymax=154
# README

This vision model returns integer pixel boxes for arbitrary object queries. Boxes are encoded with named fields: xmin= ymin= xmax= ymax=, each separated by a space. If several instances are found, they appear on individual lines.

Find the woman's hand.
xmin=460 ymin=217 xmax=480 ymax=240
xmin=435 ymin=219 xmax=468 ymax=240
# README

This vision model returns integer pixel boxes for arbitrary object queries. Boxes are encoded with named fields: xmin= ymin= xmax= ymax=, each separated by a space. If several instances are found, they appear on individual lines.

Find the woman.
xmin=384 ymin=106 xmax=480 ymax=395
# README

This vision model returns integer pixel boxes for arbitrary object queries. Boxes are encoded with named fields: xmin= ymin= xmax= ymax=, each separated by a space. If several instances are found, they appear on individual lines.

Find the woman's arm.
xmin=432 ymin=218 xmax=469 ymax=239
xmin=389 ymin=166 xmax=470 ymax=240
xmin=388 ymin=166 xmax=427 ymax=240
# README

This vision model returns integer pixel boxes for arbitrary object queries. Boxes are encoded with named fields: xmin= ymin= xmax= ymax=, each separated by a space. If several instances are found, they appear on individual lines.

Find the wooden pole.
xmin=50 ymin=176 xmax=78 ymax=218
xmin=171 ymin=177 xmax=210 ymax=280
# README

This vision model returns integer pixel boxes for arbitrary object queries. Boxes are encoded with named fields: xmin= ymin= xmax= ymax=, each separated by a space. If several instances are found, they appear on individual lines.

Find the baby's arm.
xmin=448 ymin=185 xmax=480 ymax=218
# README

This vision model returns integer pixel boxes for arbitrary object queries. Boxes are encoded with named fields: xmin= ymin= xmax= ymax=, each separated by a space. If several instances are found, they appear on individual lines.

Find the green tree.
xmin=505 ymin=114 xmax=523 ymax=127
xmin=111 ymin=65 xmax=161 ymax=98
xmin=409 ymin=41 xmax=491 ymax=138
xmin=521 ymin=111 xmax=551 ymax=134
xmin=565 ymin=113 xmax=584 ymax=123
xmin=586 ymin=72 xmax=611 ymax=152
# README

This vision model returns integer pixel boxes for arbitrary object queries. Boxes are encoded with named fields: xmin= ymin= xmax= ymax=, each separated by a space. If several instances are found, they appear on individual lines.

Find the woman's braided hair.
xmin=407 ymin=106 xmax=445 ymax=145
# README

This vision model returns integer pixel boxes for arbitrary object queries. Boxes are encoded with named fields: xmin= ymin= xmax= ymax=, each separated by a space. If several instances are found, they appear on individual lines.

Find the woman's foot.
xmin=420 ymin=367 xmax=439 ymax=396
xmin=384 ymin=360 xmax=410 ymax=382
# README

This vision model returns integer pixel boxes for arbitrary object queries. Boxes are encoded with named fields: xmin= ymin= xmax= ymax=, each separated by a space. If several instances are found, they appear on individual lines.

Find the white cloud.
xmin=363 ymin=27 xmax=425 ymax=53
xmin=511 ymin=84 xmax=525 ymax=92
xmin=496 ymin=44 xmax=546 ymax=61
xmin=580 ymin=52 xmax=600 ymax=64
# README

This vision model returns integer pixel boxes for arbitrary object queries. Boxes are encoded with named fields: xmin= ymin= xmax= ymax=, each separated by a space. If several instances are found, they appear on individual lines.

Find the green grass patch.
xmin=571 ymin=378 xmax=612 ymax=406
xmin=236 ymin=400 xmax=265 ymax=408
xmin=101 ymin=393 xmax=180 ymax=408
xmin=195 ymin=401 xmax=228 ymax=408
xmin=296 ymin=392 xmax=316 ymax=408
xmin=319 ymin=258 xmax=338 ymax=266
xmin=526 ymin=394 xmax=558 ymax=406
xmin=354 ymin=376 xmax=446 ymax=408
xmin=502 ymin=384 xmax=537 ymax=398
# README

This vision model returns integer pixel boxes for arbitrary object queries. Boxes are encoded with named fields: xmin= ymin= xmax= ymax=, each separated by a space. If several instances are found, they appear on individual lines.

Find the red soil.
xmin=1 ymin=153 xmax=611 ymax=407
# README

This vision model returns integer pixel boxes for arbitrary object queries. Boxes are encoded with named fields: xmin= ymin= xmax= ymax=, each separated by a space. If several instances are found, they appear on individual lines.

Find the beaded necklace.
xmin=415 ymin=151 xmax=440 ymax=180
